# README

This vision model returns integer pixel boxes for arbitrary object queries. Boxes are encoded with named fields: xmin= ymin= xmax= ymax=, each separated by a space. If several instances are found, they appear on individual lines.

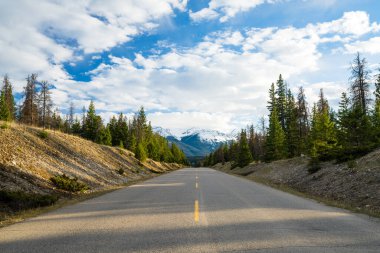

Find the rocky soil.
xmin=213 ymin=149 xmax=380 ymax=215
xmin=0 ymin=122 xmax=182 ymax=195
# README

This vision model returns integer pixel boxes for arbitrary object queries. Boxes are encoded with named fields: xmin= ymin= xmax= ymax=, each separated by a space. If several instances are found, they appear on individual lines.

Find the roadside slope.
xmin=0 ymin=122 xmax=182 ymax=195
xmin=213 ymin=149 xmax=380 ymax=216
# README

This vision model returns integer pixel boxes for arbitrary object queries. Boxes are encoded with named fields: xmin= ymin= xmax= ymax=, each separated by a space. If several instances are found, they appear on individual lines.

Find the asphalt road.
xmin=1 ymin=168 xmax=379 ymax=252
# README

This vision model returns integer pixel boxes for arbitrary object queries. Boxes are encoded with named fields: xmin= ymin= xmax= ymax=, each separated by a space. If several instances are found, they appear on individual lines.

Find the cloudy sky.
xmin=1 ymin=0 xmax=380 ymax=134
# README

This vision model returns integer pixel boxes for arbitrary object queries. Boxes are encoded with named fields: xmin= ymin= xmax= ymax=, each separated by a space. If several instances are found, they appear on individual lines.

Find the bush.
xmin=37 ymin=130 xmax=49 ymax=139
xmin=0 ymin=123 xmax=8 ymax=129
xmin=50 ymin=174 xmax=90 ymax=192
xmin=117 ymin=168 xmax=124 ymax=175
xmin=0 ymin=190 xmax=58 ymax=211
xmin=347 ymin=159 xmax=357 ymax=169
xmin=308 ymin=157 xmax=321 ymax=174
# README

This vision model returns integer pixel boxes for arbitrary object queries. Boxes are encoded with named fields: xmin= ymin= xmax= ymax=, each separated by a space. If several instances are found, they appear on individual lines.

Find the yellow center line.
xmin=194 ymin=200 xmax=199 ymax=222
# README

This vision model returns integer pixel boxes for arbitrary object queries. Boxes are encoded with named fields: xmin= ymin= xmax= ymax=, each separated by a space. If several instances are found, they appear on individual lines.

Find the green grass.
xmin=0 ymin=190 xmax=58 ymax=211
xmin=37 ymin=130 xmax=49 ymax=139
xmin=0 ymin=123 xmax=9 ymax=129
xmin=50 ymin=174 xmax=90 ymax=192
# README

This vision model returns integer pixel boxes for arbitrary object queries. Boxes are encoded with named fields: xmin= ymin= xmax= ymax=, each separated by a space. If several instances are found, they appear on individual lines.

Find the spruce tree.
xmin=373 ymin=69 xmax=380 ymax=144
xmin=265 ymin=105 xmax=286 ymax=161
xmin=276 ymin=74 xmax=287 ymax=130
xmin=237 ymin=130 xmax=253 ymax=167
xmin=135 ymin=143 xmax=147 ymax=162
xmin=285 ymin=89 xmax=298 ymax=157
xmin=21 ymin=74 xmax=39 ymax=125
xmin=309 ymin=90 xmax=337 ymax=160
xmin=296 ymin=86 xmax=309 ymax=155
xmin=0 ymin=91 xmax=11 ymax=121
xmin=2 ymin=75 xmax=16 ymax=120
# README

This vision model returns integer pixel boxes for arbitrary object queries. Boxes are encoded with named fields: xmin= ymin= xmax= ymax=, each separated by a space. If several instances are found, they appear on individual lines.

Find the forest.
xmin=0 ymin=74 xmax=188 ymax=165
xmin=204 ymin=53 xmax=380 ymax=172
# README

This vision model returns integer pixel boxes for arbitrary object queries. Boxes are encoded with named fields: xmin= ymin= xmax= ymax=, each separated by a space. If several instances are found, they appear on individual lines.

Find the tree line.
xmin=0 ymin=74 xmax=188 ymax=165
xmin=204 ymin=53 xmax=380 ymax=170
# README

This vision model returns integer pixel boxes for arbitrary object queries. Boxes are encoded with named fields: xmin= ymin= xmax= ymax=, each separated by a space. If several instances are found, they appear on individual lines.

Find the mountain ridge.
xmin=153 ymin=127 xmax=236 ymax=158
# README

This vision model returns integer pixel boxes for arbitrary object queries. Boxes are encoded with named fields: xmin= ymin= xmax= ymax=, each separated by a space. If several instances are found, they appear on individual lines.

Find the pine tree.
xmin=285 ymin=89 xmax=299 ymax=157
xmin=21 ymin=74 xmax=39 ymax=125
xmin=237 ymin=130 xmax=253 ymax=167
xmin=296 ymin=86 xmax=309 ymax=155
xmin=38 ymin=81 xmax=53 ymax=129
xmin=96 ymin=126 xmax=112 ymax=146
xmin=373 ymin=68 xmax=380 ymax=144
xmin=83 ymin=101 xmax=103 ymax=142
xmin=0 ymin=91 xmax=11 ymax=121
xmin=2 ymin=75 xmax=16 ymax=120
xmin=68 ymin=102 xmax=75 ymax=131
xmin=346 ymin=53 xmax=374 ymax=152
xmin=350 ymin=52 xmax=371 ymax=114
xmin=309 ymin=90 xmax=337 ymax=160
xmin=337 ymin=92 xmax=350 ymax=149
xmin=135 ymin=143 xmax=147 ymax=162
xmin=276 ymin=74 xmax=287 ymax=130
xmin=265 ymin=105 xmax=286 ymax=161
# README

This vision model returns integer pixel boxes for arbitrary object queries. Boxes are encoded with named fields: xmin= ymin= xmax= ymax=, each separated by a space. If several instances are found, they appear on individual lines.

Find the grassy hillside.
xmin=0 ymin=121 xmax=182 ymax=221
xmin=213 ymin=149 xmax=380 ymax=217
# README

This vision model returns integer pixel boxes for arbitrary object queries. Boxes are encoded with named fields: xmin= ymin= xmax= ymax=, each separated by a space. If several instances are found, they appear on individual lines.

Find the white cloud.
xmin=344 ymin=37 xmax=380 ymax=55
xmin=190 ymin=0 xmax=278 ymax=23
xmin=0 ymin=0 xmax=187 ymax=91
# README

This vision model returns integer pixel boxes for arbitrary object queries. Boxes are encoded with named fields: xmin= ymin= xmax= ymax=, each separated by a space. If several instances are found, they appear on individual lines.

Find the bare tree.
xmin=350 ymin=52 xmax=371 ymax=114
xmin=38 ymin=80 xmax=53 ymax=129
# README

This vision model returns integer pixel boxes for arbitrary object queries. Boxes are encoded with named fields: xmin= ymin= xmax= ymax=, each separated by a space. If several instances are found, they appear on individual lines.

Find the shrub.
xmin=0 ymin=190 xmax=58 ymax=211
xmin=37 ymin=130 xmax=49 ymax=139
xmin=308 ymin=157 xmax=321 ymax=174
xmin=117 ymin=168 xmax=124 ymax=175
xmin=347 ymin=159 xmax=357 ymax=169
xmin=50 ymin=174 xmax=89 ymax=192
xmin=0 ymin=123 xmax=8 ymax=129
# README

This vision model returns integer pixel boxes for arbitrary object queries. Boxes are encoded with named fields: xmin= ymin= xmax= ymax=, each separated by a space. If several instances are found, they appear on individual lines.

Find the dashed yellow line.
xmin=194 ymin=200 xmax=199 ymax=222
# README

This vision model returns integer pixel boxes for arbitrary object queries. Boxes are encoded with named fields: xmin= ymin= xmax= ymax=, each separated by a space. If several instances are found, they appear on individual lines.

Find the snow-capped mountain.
xmin=153 ymin=127 xmax=236 ymax=158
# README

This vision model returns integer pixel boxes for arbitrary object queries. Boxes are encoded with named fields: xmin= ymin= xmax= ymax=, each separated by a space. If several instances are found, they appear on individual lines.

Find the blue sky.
xmin=1 ymin=0 xmax=380 ymax=134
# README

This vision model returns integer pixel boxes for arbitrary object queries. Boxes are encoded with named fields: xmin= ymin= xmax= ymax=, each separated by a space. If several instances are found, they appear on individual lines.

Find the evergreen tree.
xmin=71 ymin=117 xmax=82 ymax=135
xmin=309 ymin=90 xmax=337 ymax=160
xmin=237 ymin=130 xmax=253 ymax=167
xmin=96 ymin=126 xmax=112 ymax=146
xmin=21 ymin=74 xmax=39 ymax=125
xmin=265 ymin=105 xmax=286 ymax=161
xmin=296 ymin=86 xmax=309 ymax=155
xmin=135 ymin=143 xmax=147 ymax=162
xmin=83 ymin=101 xmax=103 ymax=142
xmin=38 ymin=81 xmax=53 ymax=129
xmin=2 ymin=75 xmax=16 ymax=120
xmin=285 ymin=89 xmax=298 ymax=157
xmin=373 ymin=68 xmax=380 ymax=144
xmin=276 ymin=74 xmax=287 ymax=130
xmin=0 ymin=91 xmax=11 ymax=121
xmin=337 ymin=92 xmax=350 ymax=149
xmin=350 ymin=52 xmax=371 ymax=114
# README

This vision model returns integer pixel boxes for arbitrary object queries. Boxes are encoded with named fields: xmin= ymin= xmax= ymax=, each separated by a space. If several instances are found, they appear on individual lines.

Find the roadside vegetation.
xmin=204 ymin=53 xmax=380 ymax=170
xmin=50 ymin=174 xmax=90 ymax=192
xmin=0 ymin=74 xmax=188 ymax=165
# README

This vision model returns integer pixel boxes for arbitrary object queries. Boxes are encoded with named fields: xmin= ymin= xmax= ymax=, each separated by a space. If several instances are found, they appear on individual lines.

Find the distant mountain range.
xmin=154 ymin=127 xmax=236 ymax=159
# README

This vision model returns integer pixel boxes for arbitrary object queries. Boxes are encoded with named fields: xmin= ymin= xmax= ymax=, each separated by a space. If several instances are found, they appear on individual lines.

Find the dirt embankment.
xmin=0 ymin=122 xmax=182 ymax=195
xmin=213 ymin=150 xmax=380 ymax=216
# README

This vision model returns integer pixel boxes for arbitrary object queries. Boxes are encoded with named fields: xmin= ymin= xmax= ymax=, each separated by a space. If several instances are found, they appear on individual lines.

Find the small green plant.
xmin=0 ymin=123 xmax=8 ymax=129
xmin=0 ymin=190 xmax=58 ymax=211
xmin=117 ymin=168 xmax=124 ymax=175
xmin=347 ymin=159 xmax=357 ymax=169
xmin=308 ymin=157 xmax=321 ymax=174
xmin=50 ymin=174 xmax=90 ymax=192
xmin=37 ymin=130 xmax=49 ymax=139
